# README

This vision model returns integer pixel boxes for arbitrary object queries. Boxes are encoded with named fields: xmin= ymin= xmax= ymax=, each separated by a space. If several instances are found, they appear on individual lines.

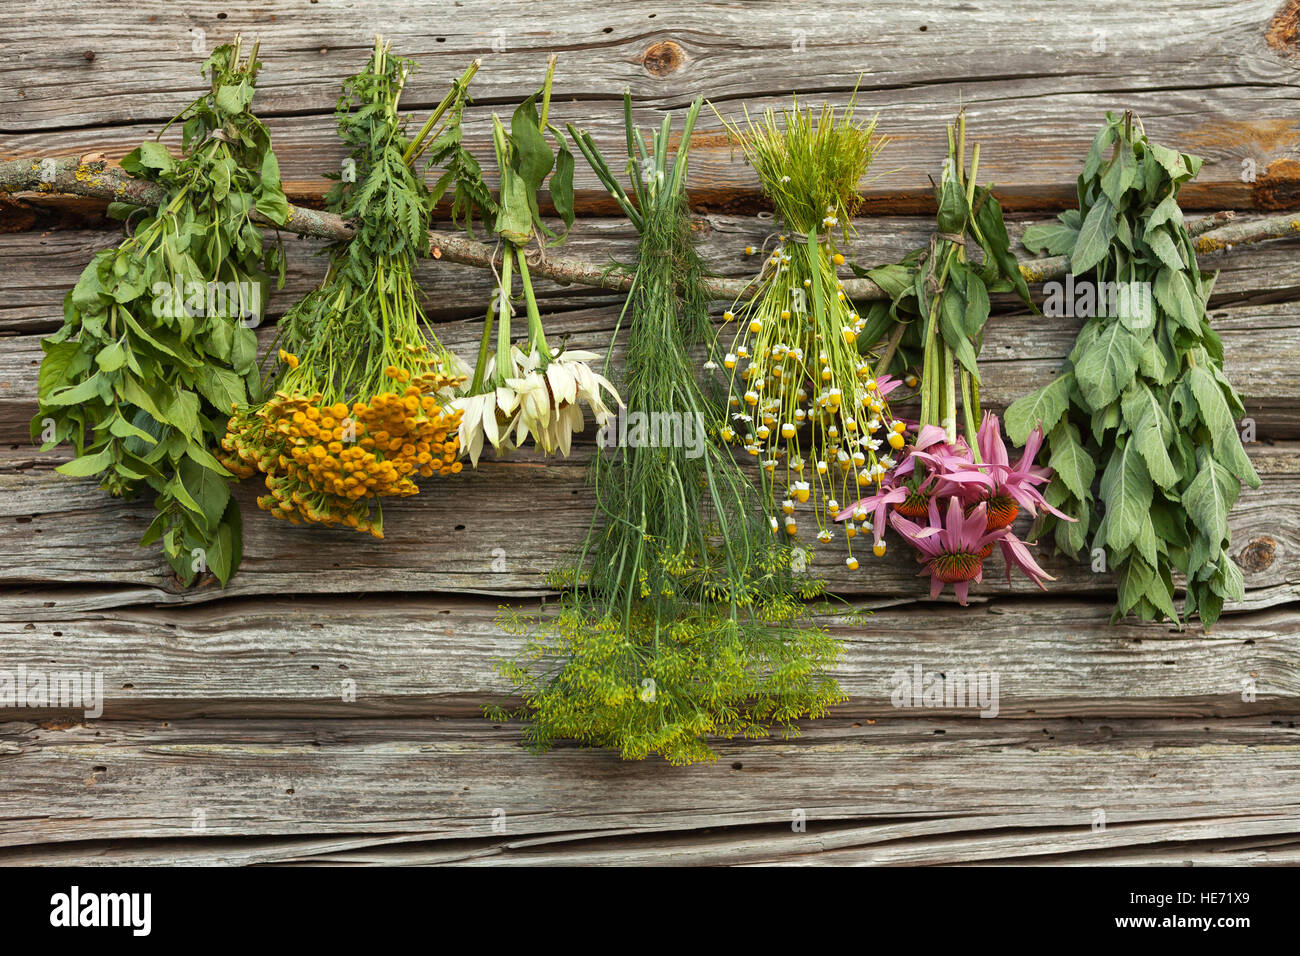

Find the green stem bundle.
xmin=491 ymin=95 xmax=844 ymax=766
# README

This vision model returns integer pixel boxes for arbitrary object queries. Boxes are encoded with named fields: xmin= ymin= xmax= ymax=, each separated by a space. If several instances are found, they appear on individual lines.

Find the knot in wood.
xmin=1267 ymin=0 xmax=1300 ymax=55
xmin=1238 ymin=536 xmax=1276 ymax=573
xmin=642 ymin=41 xmax=685 ymax=77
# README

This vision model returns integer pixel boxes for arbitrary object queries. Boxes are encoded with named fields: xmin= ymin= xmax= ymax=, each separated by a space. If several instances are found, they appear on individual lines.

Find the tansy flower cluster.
xmin=221 ymin=351 xmax=463 ymax=537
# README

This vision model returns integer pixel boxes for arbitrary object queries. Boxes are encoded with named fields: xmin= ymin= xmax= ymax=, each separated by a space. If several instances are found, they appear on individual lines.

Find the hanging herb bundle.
xmin=489 ymin=96 xmax=844 ymax=766
xmin=1006 ymin=112 xmax=1260 ymax=627
xmin=453 ymin=55 xmax=620 ymax=464
xmin=712 ymin=98 xmax=900 ymax=570
xmin=31 ymin=38 xmax=288 ymax=585
xmin=852 ymin=121 xmax=1032 ymax=384
xmin=838 ymin=114 xmax=1061 ymax=603
xmin=221 ymin=39 xmax=473 ymax=537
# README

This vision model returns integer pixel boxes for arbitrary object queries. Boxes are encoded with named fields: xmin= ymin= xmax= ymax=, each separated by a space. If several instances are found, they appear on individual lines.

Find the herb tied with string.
xmin=712 ymin=96 xmax=900 ymax=571
xmin=221 ymin=38 xmax=474 ymax=538
xmin=32 ymin=39 xmax=289 ymax=585
xmin=490 ymin=96 xmax=844 ymax=767
xmin=838 ymin=114 xmax=1061 ymax=604
xmin=453 ymin=56 xmax=620 ymax=465
xmin=1008 ymin=112 xmax=1259 ymax=626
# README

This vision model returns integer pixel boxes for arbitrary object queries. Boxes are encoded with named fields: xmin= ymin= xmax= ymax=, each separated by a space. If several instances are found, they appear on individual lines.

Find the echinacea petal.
xmin=999 ymin=533 xmax=1055 ymax=589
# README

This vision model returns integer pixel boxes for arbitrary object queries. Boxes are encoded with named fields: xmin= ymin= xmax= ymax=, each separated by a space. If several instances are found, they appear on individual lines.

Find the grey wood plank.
xmin=5 ymin=817 xmax=1298 ymax=866
xmin=0 ymin=442 xmax=1293 ymax=604
xmin=2 ymin=217 xmax=1297 ymax=335
xmin=2 ymin=715 xmax=1298 ymax=850
xmin=0 ymin=592 xmax=1295 ymax=719
xmin=3 ymin=2 xmax=1297 ymax=212
xmin=4 ymin=294 xmax=1299 ymax=444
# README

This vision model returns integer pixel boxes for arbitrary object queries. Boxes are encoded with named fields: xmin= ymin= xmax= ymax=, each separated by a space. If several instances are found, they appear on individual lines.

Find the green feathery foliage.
xmin=1007 ymin=112 xmax=1260 ymax=627
xmin=31 ymin=38 xmax=289 ymax=585
xmin=274 ymin=39 xmax=477 ymax=395
xmin=487 ymin=96 xmax=846 ymax=766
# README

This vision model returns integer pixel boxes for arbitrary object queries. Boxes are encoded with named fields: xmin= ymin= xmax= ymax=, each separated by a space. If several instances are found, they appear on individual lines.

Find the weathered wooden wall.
xmin=1 ymin=0 xmax=1299 ymax=866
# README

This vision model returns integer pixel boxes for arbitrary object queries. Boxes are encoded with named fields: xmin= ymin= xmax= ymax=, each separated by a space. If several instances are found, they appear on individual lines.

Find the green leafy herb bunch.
xmin=1008 ymin=112 xmax=1260 ymax=627
xmin=31 ymin=37 xmax=289 ymax=585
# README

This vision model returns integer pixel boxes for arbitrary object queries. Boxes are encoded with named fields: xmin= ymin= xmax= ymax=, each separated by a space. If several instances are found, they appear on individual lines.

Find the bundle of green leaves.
xmin=1007 ymin=112 xmax=1260 ymax=627
xmin=854 ymin=112 xmax=1031 ymax=398
xmin=488 ymin=96 xmax=844 ymax=766
xmin=31 ymin=38 xmax=289 ymax=585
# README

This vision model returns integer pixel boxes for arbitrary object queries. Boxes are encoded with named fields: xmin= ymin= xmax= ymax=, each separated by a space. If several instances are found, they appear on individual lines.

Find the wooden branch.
xmin=1194 ymin=211 xmax=1300 ymax=253
xmin=3 ymin=157 xmax=1295 ymax=306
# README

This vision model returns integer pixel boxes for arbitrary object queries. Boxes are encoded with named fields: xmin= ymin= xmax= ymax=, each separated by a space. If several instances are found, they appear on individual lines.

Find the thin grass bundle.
xmin=713 ymin=97 xmax=900 ymax=569
xmin=489 ymin=97 xmax=846 ymax=766
xmin=221 ymin=38 xmax=474 ymax=537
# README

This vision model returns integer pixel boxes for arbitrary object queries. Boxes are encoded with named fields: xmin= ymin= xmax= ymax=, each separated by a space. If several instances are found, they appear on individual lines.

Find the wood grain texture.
xmin=3 ymin=1 xmax=1299 ymax=213
xmin=0 ymin=591 xmax=1296 ymax=719
xmin=3 ymin=272 xmax=1299 ymax=444
xmin=1 ymin=716 xmax=1298 ymax=860
xmin=3 ymin=817 xmax=1300 ymax=866
xmin=0 ymin=442 xmax=1293 ymax=605
xmin=3 ymin=216 xmax=1299 ymax=334
xmin=4 ymin=0 xmax=1300 ymax=867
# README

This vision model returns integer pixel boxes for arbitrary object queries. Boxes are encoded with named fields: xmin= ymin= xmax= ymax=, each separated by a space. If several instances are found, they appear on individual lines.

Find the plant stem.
xmin=402 ymin=59 xmax=482 ymax=167
xmin=943 ymin=343 xmax=957 ymax=444
xmin=960 ymin=368 xmax=982 ymax=463
xmin=539 ymin=53 xmax=558 ymax=129
xmin=515 ymin=246 xmax=549 ymax=354
xmin=470 ymin=298 xmax=495 ymax=393
xmin=494 ymin=249 xmax=514 ymax=382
